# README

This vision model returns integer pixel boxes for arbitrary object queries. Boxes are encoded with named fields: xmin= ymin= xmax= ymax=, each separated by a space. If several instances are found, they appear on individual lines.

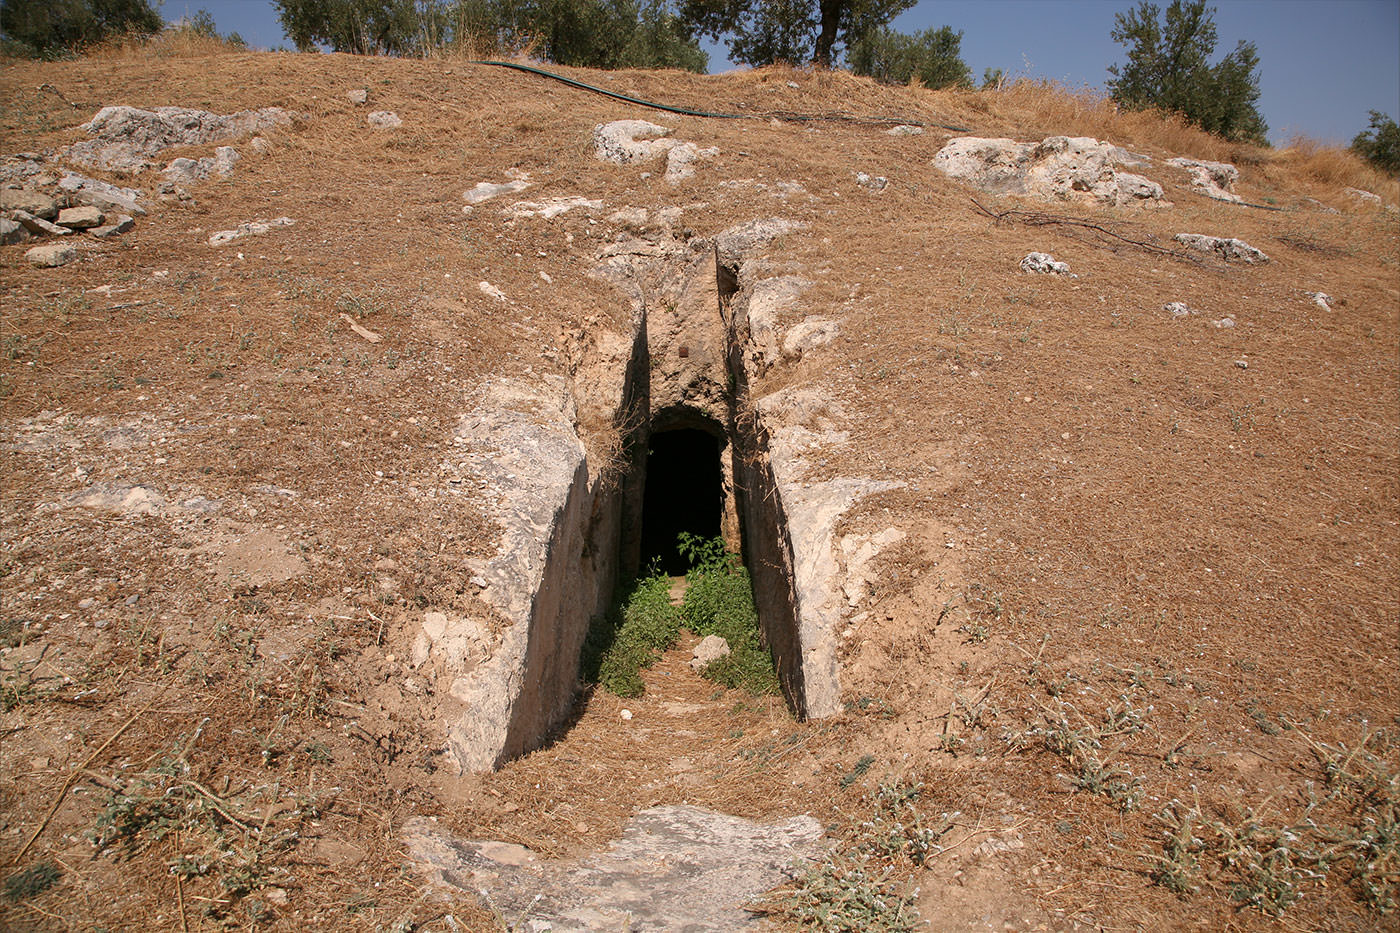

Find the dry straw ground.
xmin=1 ymin=40 xmax=1397 ymax=932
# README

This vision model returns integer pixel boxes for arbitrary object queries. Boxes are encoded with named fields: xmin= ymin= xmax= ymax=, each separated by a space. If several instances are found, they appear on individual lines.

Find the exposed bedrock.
xmin=437 ymin=217 xmax=904 ymax=770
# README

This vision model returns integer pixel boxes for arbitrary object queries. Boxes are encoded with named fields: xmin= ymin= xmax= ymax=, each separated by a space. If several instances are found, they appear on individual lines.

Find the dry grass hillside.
xmin=1 ymin=44 xmax=1397 ymax=932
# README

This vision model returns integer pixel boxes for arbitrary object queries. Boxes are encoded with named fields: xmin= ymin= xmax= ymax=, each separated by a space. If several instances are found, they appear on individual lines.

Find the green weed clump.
xmin=584 ymin=574 xmax=682 ymax=698
xmin=761 ymin=780 xmax=959 ymax=931
xmin=582 ymin=534 xmax=779 ymax=698
xmin=1145 ymin=729 xmax=1399 ymax=917
xmin=86 ymin=730 xmax=320 ymax=919
xmin=679 ymin=534 xmax=780 ymax=695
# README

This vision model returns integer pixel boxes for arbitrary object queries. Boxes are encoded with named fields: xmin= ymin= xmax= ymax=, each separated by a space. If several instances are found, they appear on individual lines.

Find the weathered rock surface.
xmin=886 ymin=124 xmax=923 ymax=136
xmin=163 ymin=145 xmax=239 ymax=184
xmin=1164 ymin=301 xmax=1197 ymax=317
xmin=58 ymin=173 xmax=146 ymax=216
xmin=744 ymin=275 xmax=810 ymax=366
xmin=750 ymin=386 xmax=902 ymax=717
xmin=347 ymin=88 xmax=368 ymax=104
xmin=593 ymin=120 xmax=718 ymax=183
xmin=855 ymin=171 xmax=889 ymax=191
xmin=782 ymin=317 xmax=840 ymax=360
xmin=0 ymin=217 xmax=27 ymax=244
xmin=367 ymin=110 xmax=402 ymax=128
xmin=0 ymin=189 xmax=58 ymax=219
xmin=442 ymin=377 xmax=625 ymax=771
xmin=714 ymin=217 xmax=806 ymax=267
xmin=1344 ymin=186 xmax=1381 ymax=206
xmin=463 ymin=176 xmax=532 ymax=206
xmin=70 ymin=483 xmax=165 ymax=515
xmin=11 ymin=210 xmax=70 ymax=236
xmin=1168 ymin=157 xmax=1242 ymax=203
xmin=208 ymin=216 xmax=294 ymax=246
xmin=933 ymin=136 xmax=1167 ymax=206
xmin=505 ymin=196 xmax=603 ymax=219
xmin=690 ymin=634 xmax=732 ymax=670
xmin=57 ymin=205 xmax=103 ymax=229
xmin=840 ymin=528 xmax=906 ymax=607
xmin=90 ymin=214 xmax=135 ymax=238
xmin=593 ymin=119 xmax=676 ymax=164
xmin=404 ymin=805 xmax=823 ymax=931
xmin=1020 ymin=252 xmax=1074 ymax=275
xmin=664 ymin=141 xmax=719 ymax=183
xmin=25 ymin=242 xmax=77 ymax=267
xmin=1174 ymin=233 xmax=1268 ymax=263
xmin=66 ymin=105 xmax=291 ymax=172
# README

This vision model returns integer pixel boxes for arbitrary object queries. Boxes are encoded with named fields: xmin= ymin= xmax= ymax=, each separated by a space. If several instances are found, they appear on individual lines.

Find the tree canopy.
xmin=1351 ymin=111 xmax=1400 ymax=177
xmin=679 ymin=0 xmax=912 ymax=68
xmin=848 ymin=24 xmax=970 ymax=89
xmin=1107 ymin=0 xmax=1267 ymax=144
xmin=273 ymin=0 xmax=705 ymax=69
xmin=0 ymin=0 xmax=163 ymax=57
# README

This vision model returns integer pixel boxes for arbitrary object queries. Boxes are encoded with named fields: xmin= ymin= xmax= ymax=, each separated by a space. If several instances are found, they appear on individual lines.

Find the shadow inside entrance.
xmin=638 ymin=428 xmax=723 ymax=576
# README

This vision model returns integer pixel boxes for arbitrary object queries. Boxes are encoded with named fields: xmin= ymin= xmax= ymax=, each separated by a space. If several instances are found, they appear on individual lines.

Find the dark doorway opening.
xmin=638 ymin=428 xmax=723 ymax=576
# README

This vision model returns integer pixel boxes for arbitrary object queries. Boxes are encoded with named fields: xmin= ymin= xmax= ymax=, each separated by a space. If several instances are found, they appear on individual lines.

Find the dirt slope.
xmin=1 ymin=48 xmax=1397 ymax=932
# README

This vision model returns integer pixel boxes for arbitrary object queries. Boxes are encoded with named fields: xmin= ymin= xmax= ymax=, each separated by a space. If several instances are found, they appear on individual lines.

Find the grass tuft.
xmin=584 ymin=535 xmax=779 ymax=698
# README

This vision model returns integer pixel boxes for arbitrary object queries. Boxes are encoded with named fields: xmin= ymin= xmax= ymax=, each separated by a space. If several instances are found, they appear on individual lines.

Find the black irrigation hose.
xmin=469 ymin=60 xmax=971 ymax=132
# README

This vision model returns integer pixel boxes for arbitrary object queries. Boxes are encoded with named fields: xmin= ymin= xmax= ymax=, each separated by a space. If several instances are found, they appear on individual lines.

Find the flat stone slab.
xmin=404 ymin=805 xmax=823 ymax=931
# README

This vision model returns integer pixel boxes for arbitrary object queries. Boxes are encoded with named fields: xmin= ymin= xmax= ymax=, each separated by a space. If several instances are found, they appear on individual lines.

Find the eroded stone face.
xmin=404 ymin=805 xmax=823 ymax=931
xmin=933 ymin=135 xmax=1169 ymax=206
xmin=66 ymin=105 xmax=292 ymax=172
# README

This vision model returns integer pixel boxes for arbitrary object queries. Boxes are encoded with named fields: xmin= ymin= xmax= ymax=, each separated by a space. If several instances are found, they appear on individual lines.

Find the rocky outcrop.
xmin=65 ymin=105 xmax=292 ymax=172
xmin=0 ymin=189 xmax=57 ymax=219
xmin=1020 ymin=252 xmax=1074 ymax=275
xmin=593 ymin=120 xmax=718 ymax=184
xmin=163 ymin=146 xmax=239 ymax=185
xmin=1174 ymin=233 xmax=1269 ymax=263
xmin=404 ymin=806 xmax=823 ymax=931
xmin=208 ymin=216 xmax=294 ymax=246
xmin=26 ymin=243 xmax=76 ymax=267
xmin=59 ymin=174 xmax=146 ymax=216
xmin=1168 ymin=157 xmax=1242 ymax=203
xmin=933 ymin=136 xmax=1167 ymax=206
xmin=439 ymin=377 xmax=628 ymax=772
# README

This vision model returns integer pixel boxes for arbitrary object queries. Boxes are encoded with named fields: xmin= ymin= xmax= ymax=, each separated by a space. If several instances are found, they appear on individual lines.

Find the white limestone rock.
xmin=208 ymin=216 xmax=294 ymax=246
xmin=593 ymin=119 xmax=676 ymax=164
xmin=505 ymin=196 xmax=603 ymax=219
xmin=1020 ymin=252 xmax=1074 ymax=275
xmin=0 ymin=217 xmax=28 ymax=244
xmin=1168 ymin=157 xmax=1242 ymax=203
xmin=9 ymin=209 xmax=69 ymax=237
xmin=367 ymin=110 xmax=402 ymax=128
xmin=664 ymin=142 xmax=719 ymax=183
xmin=25 ymin=242 xmax=77 ymax=267
xmin=0 ymin=189 xmax=58 ymax=219
xmin=1174 ymin=233 xmax=1269 ymax=263
xmin=689 ymin=635 xmax=731 ymax=671
xmin=66 ymin=105 xmax=291 ymax=172
xmin=163 ymin=145 xmax=239 ymax=185
xmin=90 ymin=214 xmax=135 ymax=238
xmin=463 ymin=177 xmax=532 ymax=206
xmin=933 ymin=135 xmax=1169 ymax=206
xmin=782 ymin=317 xmax=840 ymax=360
xmin=57 ymin=205 xmax=103 ymax=229
xmin=58 ymin=173 xmax=146 ymax=216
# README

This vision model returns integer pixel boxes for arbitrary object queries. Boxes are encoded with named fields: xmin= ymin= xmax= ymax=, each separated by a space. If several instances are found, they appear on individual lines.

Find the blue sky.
xmin=168 ymin=0 xmax=1399 ymax=145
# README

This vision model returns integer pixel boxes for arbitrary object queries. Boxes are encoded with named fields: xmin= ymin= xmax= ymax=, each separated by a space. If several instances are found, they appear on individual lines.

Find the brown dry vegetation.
xmin=1 ymin=42 xmax=1397 ymax=933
